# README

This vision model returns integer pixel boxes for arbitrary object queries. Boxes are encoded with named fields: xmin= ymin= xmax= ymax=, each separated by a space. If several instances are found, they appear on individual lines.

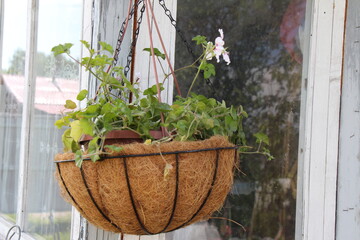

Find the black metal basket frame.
xmin=55 ymin=146 xmax=237 ymax=235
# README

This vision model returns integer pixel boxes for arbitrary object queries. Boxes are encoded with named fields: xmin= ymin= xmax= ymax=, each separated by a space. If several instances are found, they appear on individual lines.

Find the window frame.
xmin=295 ymin=0 xmax=346 ymax=239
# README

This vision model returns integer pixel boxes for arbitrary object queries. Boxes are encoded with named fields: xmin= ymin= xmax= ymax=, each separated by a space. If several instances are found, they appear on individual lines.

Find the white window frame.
xmin=295 ymin=0 xmax=346 ymax=239
xmin=0 ymin=0 xmax=349 ymax=239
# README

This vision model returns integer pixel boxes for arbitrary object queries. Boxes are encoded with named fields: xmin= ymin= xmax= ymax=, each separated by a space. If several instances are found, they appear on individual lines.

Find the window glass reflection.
xmin=24 ymin=0 xmax=82 ymax=239
xmin=170 ymin=0 xmax=307 ymax=239
xmin=0 ymin=0 xmax=27 ymax=224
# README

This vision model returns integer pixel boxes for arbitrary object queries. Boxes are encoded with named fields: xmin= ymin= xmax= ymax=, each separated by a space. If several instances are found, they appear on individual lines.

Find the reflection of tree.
xmin=5 ymin=49 xmax=79 ymax=79
xmin=175 ymin=0 xmax=303 ymax=239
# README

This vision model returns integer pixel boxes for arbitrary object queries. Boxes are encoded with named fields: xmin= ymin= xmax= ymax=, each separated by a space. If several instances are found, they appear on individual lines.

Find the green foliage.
xmin=77 ymin=89 xmax=88 ymax=101
xmin=51 ymin=43 xmax=74 ymax=56
xmin=54 ymin=39 xmax=270 ymax=167
xmin=143 ymin=47 xmax=166 ymax=60
xmin=192 ymin=35 xmax=207 ymax=45
xmin=167 ymin=93 xmax=247 ymax=144
xmin=64 ymin=100 xmax=77 ymax=109
xmin=200 ymin=62 xmax=216 ymax=79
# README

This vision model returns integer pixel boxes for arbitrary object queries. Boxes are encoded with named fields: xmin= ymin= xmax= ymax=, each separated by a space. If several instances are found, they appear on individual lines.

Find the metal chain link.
xmin=113 ymin=0 xmax=217 ymax=97
xmin=124 ymin=1 xmax=146 ymax=76
xmin=158 ymin=0 xmax=195 ymax=59
xmin=113 ymin=0 xmax=145 ymax=67
xmin=158 ymin=0 xmax=218 ymax=97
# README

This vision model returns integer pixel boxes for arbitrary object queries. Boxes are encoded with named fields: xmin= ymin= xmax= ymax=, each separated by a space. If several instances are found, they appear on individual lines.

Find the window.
xmin=0 ymin=0 xmax=27 ymax=225
xmin=0 ymin=0 xmax=82 ymax=238
xmin=71 ymin=0 xmax=346 ymax=239
xmin=1 ymin=0 xmax=347 ymax=239
xmin=168 ymin=0 xmax=306 ymax=239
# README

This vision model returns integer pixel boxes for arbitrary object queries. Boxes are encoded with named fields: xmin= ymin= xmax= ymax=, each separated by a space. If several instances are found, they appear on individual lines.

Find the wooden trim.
xmin=336 ymin=0 xmax=360 ymax=237
xmin=16 ymin=0 xmax=39 ymax=230
xmin=296 ymin=0 xmax=347 ymax=239
xmin=70 ymin=0 xmax=93 ymax=238
xmin=0 ymin=0 xmax=4 ymax=70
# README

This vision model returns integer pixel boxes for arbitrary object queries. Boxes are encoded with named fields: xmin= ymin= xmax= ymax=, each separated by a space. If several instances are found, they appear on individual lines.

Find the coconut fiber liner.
xmin=54 ymin=136 xmax=237 ymax=235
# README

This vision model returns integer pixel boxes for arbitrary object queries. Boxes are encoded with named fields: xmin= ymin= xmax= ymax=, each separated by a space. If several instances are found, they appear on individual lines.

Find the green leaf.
xmin=143 ymin=48 xmax=165 ymax=60
xmin=143 ymin=84 xmax=164 ymax=96
xmin=79 ymin=118 xmax=93 ymax=135
xmin=51 ymin=43 xmax=73 ymax=56
xmin=200 ymin=62 xmax=216 ymax=79
xmin=225 ymin=116 xmax=238 ymax=132
xmin=62 ymin=129 xmax=73 ymax=152
xmin=196 ymin=101 xmax=206 ymax=111
xmin=254 ymin=132 xmax=270 ymax=145
xmin=88 ymin=137 xmax=99 ymax=154
xmin=77 ymin=89 xmax=88 ymax=101
xmin=90 ymin=154 xmax=101 ymax=162
xmin=80 ymin=40 xmax=90 ymax=50
xmin=71 ymin=140 xmax=80 ymax=153
xmin=105 ymin=145 xmax=123 ymax=154
xmin=70 ymin=120 xmax=83 ymax=142
xmin=192 ymin=35 xmax=207 ymax=45
xmin=64 ymin=100 xmax=77 ymax=109
xmin=75 ymin=150 xmax=83 ymax=168
xmin=55 ymin=116 xmax=70 ymax=129
xmin=202 ymin=118 xmax=214 ymax=129
xmin=156 ymin=102 xmax=172 ymax=112
xmin=99 ymin=41 xmax=114 ymax=54
xmin=108 ymin=77 xmax=122 ymax=88
xmin=103 ymin=112 xmax=117 ymax=123
xmin=101 ymin=102 xmax=113 ymax=114
xmin=143 ymin=84 xmax=158 ymax=96
xmin=85 ymin=105 xmax=100 ymax=114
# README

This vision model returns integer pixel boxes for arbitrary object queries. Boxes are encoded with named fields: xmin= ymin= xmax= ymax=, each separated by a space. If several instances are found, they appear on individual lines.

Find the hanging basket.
xmin=54 ymin=136 xmax=237 ymax=235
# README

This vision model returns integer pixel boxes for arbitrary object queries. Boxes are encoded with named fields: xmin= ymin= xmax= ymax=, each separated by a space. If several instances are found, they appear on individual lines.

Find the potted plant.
xmin=52 ymin=30 xmax=271 ymax=235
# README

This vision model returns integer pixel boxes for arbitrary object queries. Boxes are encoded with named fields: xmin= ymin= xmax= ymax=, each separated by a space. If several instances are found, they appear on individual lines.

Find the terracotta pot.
xmin=79 ymin=129 xmax=166 ymax=146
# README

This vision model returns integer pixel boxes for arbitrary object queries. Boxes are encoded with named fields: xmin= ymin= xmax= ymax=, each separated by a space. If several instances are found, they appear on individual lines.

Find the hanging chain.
xmin=124 ymin=1 xmax=146 ymax=76
xmin=158 ymin=0 xmax=218 ymax=98
xmin=112 ymin=0 xmax=217 ymax=97
xmin=113 ymin=0 xmax=145 ymax=67
xmin=158 ymin=0 xmax=195 ymax=59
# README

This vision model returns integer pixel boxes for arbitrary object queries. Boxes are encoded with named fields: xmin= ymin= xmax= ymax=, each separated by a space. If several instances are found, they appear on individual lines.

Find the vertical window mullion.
xmin=297 ymin=0 xmax=346 ymax=239
xmin=16 ymin=0 xmax=39 ymax=230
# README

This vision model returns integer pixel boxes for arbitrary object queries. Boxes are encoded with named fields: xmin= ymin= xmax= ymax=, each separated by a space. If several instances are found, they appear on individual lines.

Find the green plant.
xmin=52 ymin=31 xmax=272 ymax=167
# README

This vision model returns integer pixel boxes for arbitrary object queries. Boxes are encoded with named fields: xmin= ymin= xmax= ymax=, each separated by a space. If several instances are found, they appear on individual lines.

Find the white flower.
xmin=206 ymin=42 xmax=215 ymax=60
xmin=218 ymin=29 xmax=224 ymax=39
xmin=214 ymin=29 xmax=230 ymax=65
xmin=206 ymin=29 xmax=231 ymax=65
xmin=223 ymin=51 xmax=231 ymax=65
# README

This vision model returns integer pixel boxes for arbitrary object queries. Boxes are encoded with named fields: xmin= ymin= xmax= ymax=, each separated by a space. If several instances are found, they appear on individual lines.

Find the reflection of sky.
xmin=2 ymin=0 xmax=82 ymax=70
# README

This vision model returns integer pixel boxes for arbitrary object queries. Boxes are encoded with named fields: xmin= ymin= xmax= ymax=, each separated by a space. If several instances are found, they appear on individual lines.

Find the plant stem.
xmin=187 ymin=64 xmax=202 ymax=97
xmin=186 ymin=51 xmax=208 ymax=97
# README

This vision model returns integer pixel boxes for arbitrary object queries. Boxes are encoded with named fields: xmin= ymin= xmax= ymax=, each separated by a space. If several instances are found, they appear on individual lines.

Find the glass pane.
xmin=169 ymin=0 xmax=307 ymax=239
xmin=0 ymin=0 xmax=27 ymax=223
xmin=25 ymin=0 xmax=82 ymax=239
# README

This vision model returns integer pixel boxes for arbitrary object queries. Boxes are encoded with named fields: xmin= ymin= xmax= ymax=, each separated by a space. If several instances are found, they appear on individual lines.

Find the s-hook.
xmin=5 ymin=225 xmax=21 ymax=240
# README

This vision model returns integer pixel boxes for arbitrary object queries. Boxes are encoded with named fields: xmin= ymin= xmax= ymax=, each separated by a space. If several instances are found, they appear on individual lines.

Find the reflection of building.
xmin=0 ymin=74 xmax=78 ymax=213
